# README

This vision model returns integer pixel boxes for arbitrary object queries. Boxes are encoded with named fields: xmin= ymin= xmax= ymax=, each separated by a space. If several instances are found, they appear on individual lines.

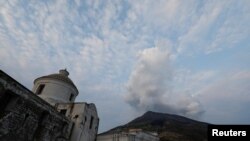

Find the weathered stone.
xmin=0 ymin=70 xmax=72 ymax=141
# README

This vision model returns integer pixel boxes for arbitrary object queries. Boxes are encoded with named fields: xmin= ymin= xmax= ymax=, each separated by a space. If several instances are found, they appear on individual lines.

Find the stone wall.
xmin=0 ymin=70 xmax=73 ymax=141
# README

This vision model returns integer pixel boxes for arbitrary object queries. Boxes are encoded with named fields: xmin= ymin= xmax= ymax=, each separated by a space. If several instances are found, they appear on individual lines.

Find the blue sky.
xmin=0 ymin=0 xmax=250 ymax=132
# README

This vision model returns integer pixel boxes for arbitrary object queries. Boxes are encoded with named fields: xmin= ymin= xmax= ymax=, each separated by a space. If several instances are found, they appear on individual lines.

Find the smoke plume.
xmin=125 ymin=46 xmax=204 ymax=119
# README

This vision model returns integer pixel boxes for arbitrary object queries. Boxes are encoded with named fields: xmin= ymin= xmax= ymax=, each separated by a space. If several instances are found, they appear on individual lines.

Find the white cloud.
xmin=125 ymin=44 xmax=204 ymax=119
xmin=177 ymin=1 xmax=224 ymax=54
xmin=205 ymin=2 xmax=250 ymax=53
xmin=177 ymin=0 xmax=250 ymax=55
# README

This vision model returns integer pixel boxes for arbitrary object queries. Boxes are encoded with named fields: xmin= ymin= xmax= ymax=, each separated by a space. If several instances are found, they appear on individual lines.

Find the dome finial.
xmin=59 ymin=69 xmax=69 ymax=76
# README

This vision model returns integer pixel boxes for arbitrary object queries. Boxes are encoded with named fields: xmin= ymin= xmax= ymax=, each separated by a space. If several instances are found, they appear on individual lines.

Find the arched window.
xmin=36 ymin=84 xmax=45 ymax=95
xmin=69 ymin=93 xmax=74 ymax=101
xmin=60 ymin=109 xmax=67 ymax=115
xmin=89 ymin=116 xmax=94 ymax=129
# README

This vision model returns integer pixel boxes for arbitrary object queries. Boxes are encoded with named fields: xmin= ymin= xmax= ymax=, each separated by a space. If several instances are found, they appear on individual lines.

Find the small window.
xmin=60 ymin=109 xmax=67 ymax=115
xmin=36 ymin=84 xmax=45 ymax=95
xmin=69 ymin=93 xmax=74 ymax=101
xmin=89 ymin=116 xmax=94 ymax=129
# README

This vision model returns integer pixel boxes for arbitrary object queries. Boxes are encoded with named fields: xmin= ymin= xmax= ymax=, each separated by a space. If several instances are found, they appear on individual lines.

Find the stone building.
xmin=0 ymin=69 xmax=99 ymax=141
xmin=97 ymin=129 xmax=159 ymax=141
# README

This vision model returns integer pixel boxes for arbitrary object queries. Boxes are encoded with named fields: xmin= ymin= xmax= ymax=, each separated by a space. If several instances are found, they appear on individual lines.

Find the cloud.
xmin=177 ymin=0 xmax=250 ymax=55
xmin=177 ymin=0 xmax=224 ymax=54
xmin=205 ymin=1 xmax=250 ymax=54
xmin=125 ymin=43 xmax=204 ymax=119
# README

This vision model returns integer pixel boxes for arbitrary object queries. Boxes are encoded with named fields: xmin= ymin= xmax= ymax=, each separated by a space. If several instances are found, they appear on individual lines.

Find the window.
xmin=60 ymin=109 xmax=67 ymax=115
xmin=69 ymin=93 xmax=74 ymax=101
xmin=74 ymin=115 xmax=79 ymax=119
xmin=89 ymin=116 xmax=94 ymax=129
xmin=22 ymin=113 xmax=29 ymax=126
xmin=36 ymin=84 xmax=45 ymax=95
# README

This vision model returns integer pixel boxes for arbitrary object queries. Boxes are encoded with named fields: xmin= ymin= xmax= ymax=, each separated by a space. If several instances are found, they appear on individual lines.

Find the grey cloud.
xmin=125 ymin=45 xmax=204 ymax=119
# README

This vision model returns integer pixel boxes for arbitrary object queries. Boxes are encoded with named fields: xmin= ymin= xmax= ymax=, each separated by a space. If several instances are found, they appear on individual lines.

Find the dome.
xmin=34 ymin=69 xmax=78 ymax=93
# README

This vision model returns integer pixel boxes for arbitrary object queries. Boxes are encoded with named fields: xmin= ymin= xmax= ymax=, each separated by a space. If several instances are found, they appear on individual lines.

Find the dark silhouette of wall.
xmin=0 ymin=70 xmax=73 ymax=141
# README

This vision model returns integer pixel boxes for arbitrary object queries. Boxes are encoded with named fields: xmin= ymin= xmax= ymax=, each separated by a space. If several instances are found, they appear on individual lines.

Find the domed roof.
xmin=34 ymin=69 xmax=78 ymax=93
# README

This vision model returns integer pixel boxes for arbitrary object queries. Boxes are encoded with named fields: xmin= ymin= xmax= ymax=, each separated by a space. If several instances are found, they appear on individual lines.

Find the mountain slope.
xmin=105 ymin=111 xmax=208 ymax=141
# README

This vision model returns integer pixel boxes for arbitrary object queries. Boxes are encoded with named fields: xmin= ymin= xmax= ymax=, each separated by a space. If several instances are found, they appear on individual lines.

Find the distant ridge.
xmin=102 ymin=111 xmax=208 ymax=141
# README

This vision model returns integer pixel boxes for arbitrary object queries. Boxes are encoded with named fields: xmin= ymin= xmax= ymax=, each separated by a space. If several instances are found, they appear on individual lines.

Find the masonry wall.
xmin=0 ymin=70 xmax=73 ymax=141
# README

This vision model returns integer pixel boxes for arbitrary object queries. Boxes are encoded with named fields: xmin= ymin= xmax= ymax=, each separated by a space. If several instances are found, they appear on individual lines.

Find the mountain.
xmin=104 ymin=111 xmax=208 ymax=141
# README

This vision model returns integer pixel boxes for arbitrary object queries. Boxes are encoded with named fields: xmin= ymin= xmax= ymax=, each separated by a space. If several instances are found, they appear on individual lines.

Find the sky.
xmin=0 ymin=0 xmax=250 ymax=133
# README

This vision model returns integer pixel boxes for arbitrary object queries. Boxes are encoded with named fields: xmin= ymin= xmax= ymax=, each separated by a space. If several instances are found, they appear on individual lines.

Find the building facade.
xmin=56 ymin=102 xmax=99 ymax=141
xmin=97 ymin=129 xmax=159 ymax=141
xmin=0 ymin=69 xmax=99 ymax=141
